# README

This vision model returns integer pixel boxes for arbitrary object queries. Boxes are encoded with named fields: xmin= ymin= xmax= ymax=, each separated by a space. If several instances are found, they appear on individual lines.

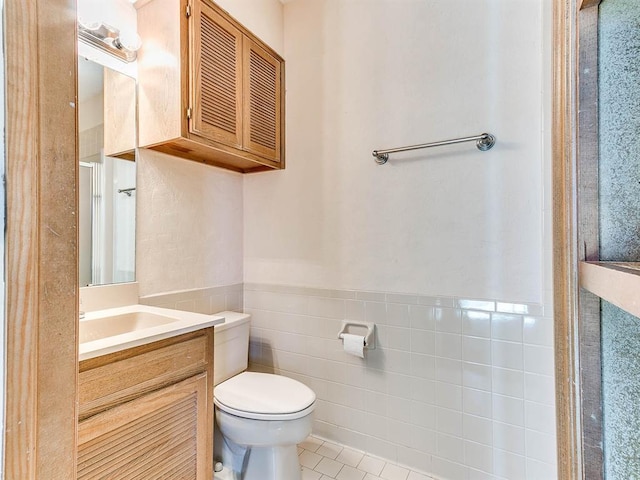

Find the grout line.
xmin=299 ymin=434 xmax=433 ymax=480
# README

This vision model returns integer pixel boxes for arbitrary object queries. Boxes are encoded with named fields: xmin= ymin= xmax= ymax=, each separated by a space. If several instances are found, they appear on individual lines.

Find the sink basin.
xmin=79 ymin=304 xmax=225 ymax=361
xmin=79 ymin=311 xmax=178 ymax=343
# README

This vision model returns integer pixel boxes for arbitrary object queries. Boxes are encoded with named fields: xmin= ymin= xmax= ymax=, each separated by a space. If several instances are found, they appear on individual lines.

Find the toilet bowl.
xmin=213 ymin=312 xmax=316 ymax=480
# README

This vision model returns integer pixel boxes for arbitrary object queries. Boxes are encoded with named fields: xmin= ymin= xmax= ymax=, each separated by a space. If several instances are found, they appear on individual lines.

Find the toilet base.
xmin=215 ymin=419 xmax=304 ymax=480
xmin=243 ymin=445 xmax=301 ymax=480
xmin=215 ymin=406 xmax=312 ymax=480
xmin=213 ymin=465 xmax=236 ymax=480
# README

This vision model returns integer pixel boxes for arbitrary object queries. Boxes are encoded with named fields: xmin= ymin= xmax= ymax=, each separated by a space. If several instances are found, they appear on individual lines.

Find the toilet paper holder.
xmin=338 ymin=321 xmax=376 ymax=350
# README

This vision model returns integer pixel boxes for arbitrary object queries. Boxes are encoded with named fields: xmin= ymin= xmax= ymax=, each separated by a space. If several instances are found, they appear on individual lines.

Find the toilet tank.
xmin=213 ymin=311 xmax=251 ymax=386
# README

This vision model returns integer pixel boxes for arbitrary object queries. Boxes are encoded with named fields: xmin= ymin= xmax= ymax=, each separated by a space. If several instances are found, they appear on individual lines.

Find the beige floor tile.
xmin=358 ymin=455 xmax=386 ymax=476
xmin=300 ymin=450 xmax=323 ymax=469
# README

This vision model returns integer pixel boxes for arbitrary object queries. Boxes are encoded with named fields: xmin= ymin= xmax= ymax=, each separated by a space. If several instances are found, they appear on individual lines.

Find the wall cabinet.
xmin=77 ymin=329 xmax=214 ymax=480
xmin=103 ymin=68 xmax=136 ymax=160
xmin=137 ymin=0 xmax=284 ymax=173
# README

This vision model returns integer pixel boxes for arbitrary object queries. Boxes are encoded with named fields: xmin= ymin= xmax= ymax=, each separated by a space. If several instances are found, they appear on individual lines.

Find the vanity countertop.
xmin=79 ymin=304 xmax=224 ymax=361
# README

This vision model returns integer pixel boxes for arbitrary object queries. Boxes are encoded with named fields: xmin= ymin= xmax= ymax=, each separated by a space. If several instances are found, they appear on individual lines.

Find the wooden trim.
xmin=575 ymin=5 xmax=604 ymax=479
xmin=577 ymin=7 xmax=600 ymax=264
xmin=555 ymin=0 xmax=608 ymax=478
xmin=279 ymin=55 xmax=286 ymax=170
xmin=146 ymin=136 xmax=280 ymax=173
xmin=577 ymin=289 xmax=603 ymax=478
xmin=579 ymin=0 xmax=601 ymax=11
xmin=4 ymin=0 xmax=79 ymax=478
xmin=553 ymin=0 xmax=583 ymax=478
xmin=580 ymin=262 xmax=640 ymax=318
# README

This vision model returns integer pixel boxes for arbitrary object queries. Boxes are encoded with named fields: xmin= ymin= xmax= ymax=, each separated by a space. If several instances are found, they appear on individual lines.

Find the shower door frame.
xmin=554 ymin=0 xmax=604 ymax=479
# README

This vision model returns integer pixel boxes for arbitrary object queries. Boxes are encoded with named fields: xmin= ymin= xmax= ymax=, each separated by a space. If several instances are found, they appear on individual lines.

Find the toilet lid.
xmin=214 ymin=372 xmax=316 ymax=420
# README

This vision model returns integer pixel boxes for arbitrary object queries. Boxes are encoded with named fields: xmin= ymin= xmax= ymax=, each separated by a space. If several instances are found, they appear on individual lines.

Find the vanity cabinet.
xmin=137 ymin=0 xmax=284 ymax=173
xmin=78 ymin=328 xmax=214 ymax=480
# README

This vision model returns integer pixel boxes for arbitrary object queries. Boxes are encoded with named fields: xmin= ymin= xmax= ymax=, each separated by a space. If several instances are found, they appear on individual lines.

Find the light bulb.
xmin=116 ymin=29 xmax=142 ymax=52
xmin=77 ymin=0 xmax=103 ymax=30
xmin=79 ymin=19 xmax=101 ymax=30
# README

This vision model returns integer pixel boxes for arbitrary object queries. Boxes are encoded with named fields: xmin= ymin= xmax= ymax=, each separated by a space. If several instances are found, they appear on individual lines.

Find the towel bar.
xmin=372 ymin=133 xmax=496 ymax=164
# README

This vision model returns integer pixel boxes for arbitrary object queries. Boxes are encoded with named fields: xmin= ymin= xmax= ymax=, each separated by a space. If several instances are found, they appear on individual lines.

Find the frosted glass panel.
xmin=599 ymin=0 xmax=640 ymax=477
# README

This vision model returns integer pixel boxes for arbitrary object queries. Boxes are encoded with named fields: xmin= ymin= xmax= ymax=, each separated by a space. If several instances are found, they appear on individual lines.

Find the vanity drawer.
xmin=79 ymin=329 xmax=213 ymax=420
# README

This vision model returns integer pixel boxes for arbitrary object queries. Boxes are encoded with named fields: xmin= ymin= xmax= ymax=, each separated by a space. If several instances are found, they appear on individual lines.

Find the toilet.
xmin=213 ymin=312 xmax=316 ymax=480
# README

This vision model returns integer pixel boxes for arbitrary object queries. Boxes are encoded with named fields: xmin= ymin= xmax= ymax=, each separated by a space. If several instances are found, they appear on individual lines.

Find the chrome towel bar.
xmin=372 ymin=132 xmax=496 ymax=165
xmin=117 ymin=187 xmax=136 ymax=197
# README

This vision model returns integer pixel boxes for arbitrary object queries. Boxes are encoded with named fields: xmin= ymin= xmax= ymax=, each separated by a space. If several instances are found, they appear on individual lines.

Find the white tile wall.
xmin=138 ymin=283 xmax=243 ymax=314
xmin=245 ymin=283 xmax=557 ymax=480
xmin=78 ymin=124 xmax=103 ymax=160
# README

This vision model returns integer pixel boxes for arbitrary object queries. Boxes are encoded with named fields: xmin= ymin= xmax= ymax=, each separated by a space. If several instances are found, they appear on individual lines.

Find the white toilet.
xmin=213 ymin=312 xmax=316 ymax=480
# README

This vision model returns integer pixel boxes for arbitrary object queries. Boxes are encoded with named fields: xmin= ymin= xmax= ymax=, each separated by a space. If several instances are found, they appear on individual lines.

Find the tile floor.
xmin=298 ymin=436 xmax=432 ymax=480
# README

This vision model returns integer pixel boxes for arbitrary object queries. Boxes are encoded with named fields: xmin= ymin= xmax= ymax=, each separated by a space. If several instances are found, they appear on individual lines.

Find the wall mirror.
xmin=78 ymin=56 xmax=137 ymax=287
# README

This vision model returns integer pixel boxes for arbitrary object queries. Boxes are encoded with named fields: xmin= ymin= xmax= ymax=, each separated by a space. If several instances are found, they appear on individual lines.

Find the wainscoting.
xmin=245 ymin=283 xmax=556 ymax=480
xmin=138 ymin=281 xmax=556 ymax=479
xmin=139 ymin=283 xmax=243 ymax=314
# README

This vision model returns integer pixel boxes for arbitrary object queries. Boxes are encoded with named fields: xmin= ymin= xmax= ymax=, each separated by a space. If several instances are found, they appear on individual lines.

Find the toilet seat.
xmin=214 ymin=372 xmax=316 ymax=421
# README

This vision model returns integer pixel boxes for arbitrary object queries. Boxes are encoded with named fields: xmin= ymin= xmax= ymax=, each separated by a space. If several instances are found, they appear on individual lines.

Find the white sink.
xmin=79 ymin=304 xmax=225 ymax=361
xmin=79 ymin=311 xmax=178 ymax=343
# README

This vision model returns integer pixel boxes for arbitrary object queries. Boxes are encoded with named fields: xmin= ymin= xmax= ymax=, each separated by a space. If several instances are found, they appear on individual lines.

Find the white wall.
xmin=244 ymin=0 xmax=547 ymax=305
xmin=111 ymin=157 xmax=136 ymax=283
xmin=78 ymin=92 xmax=104 ymax=132
xmin=136 ymin=149 xmax=244 ymax=296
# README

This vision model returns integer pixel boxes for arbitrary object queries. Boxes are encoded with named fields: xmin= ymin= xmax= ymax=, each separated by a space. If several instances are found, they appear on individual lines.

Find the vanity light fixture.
xmin=78 ymin=21 xmax=141 ymax=63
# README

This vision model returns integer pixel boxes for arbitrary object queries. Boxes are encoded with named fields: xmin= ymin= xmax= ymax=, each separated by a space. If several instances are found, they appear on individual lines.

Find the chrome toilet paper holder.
xmin=338 ymin=320 xmax=376 ymax=350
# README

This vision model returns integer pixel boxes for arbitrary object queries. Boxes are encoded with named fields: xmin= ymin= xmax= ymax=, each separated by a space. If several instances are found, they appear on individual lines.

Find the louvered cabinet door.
xmin=242 ymin=39 xmax=283 ymax=164
xmin=78 ymin=374 xmax=210 ymax=480
xmin=190 ymin=0 xmax=243 ymax=149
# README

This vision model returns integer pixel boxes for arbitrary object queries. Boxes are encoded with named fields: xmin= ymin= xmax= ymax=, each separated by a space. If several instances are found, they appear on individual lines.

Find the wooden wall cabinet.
xmin=77 ymin=328 xmax=214 ymax=480
xmin=103 ymin=68 xmax=137 ymax=160
xmin=137 ymin=0 xmax=284 ymax=173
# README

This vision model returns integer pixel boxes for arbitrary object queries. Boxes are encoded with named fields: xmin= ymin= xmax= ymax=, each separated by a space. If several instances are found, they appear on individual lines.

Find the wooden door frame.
xmin=4 ymin=0 xmax=79 ymax=478
xmin=553 ymin=2 xmax=582 ymax=476
xmin=554 ymin=0 xmax=603 ymax=479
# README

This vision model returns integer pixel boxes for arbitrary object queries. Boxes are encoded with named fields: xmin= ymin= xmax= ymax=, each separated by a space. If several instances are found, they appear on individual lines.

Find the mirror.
xmin=78 ymin=57 xmax=137 ymax=287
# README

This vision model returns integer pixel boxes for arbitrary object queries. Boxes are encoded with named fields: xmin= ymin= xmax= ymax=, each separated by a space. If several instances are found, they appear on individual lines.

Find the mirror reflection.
xmin=78 ymin=57 xmax=137 ymax=287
